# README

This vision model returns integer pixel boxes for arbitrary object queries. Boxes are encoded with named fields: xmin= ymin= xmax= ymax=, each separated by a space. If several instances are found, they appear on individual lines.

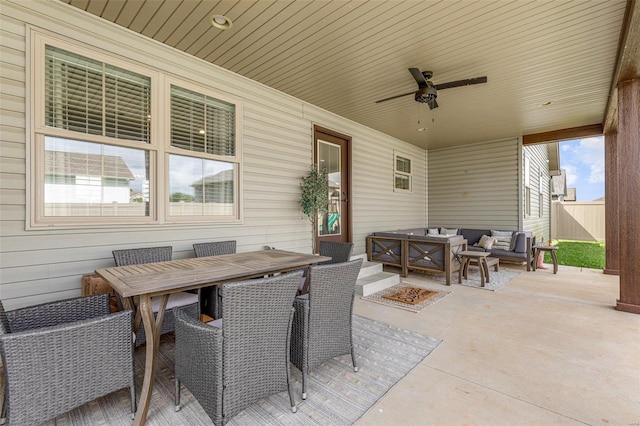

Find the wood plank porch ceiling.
xmin=61 ymin=0 xmax=634 ymax=149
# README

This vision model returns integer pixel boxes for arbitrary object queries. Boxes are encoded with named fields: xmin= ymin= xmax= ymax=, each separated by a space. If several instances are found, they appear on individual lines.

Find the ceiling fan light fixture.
xmin=414 ymin=85 xmax=437 ymax=103
xmin=211 ymin=15 xmax=233 ymax=30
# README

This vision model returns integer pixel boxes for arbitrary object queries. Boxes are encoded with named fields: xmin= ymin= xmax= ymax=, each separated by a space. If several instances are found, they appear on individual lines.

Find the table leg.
xmin=458 ymin=258 xmax=464 ymax=283
xmin=478 ymin=259 xmax=486 ymax=287
xmin=463 ymin=258 xmax=470 ymax=280
xmin=481 ymin=258 xmax=490 ymax=285
xmin=533 ymin=249 xmax=538 ymax=271
xmin=133 ymin=294 xmax=168 ymax=426
xmin=551 ymin=250 xmax=558 ymax=274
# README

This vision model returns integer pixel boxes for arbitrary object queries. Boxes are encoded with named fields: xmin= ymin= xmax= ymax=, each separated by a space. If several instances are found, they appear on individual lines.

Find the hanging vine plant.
xmin=300 ymin=165 xmax=329 ymax=222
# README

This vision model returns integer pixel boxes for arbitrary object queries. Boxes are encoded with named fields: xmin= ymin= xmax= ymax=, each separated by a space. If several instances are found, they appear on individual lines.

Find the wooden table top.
xmin=96 ymin=249 xmax=330 ymax=298
xmin=459 ymin=250 xmax=491 ymax=258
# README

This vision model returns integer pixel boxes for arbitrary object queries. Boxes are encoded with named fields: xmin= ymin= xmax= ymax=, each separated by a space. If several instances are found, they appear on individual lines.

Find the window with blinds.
xmin=32 ymin=34 xmax=241 ymax=227
xmin=394 ymin=151 xmax=412 ymax=192
xmin=167 ymin=84 xmax=239 ymax=219
xmin=170 ymin=85 xmax=235 ymax=156
xmin=45 ymin=45 xmax=151 ymax=143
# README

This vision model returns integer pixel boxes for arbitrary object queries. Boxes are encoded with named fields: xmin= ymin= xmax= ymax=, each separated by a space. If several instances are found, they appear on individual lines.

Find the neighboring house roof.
xmin=546 ymin=143 xmax=561 ymax=175
xmin=551 ymin=170 xmax=567 ymax=196
xmin=191 ymin=169 xmax=234 ymax=186
xmin=44 ymin=150 xmax=134 ymax=179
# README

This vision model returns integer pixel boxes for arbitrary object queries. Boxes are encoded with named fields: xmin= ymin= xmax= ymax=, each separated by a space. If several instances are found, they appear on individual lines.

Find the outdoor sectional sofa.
xmin=366 ymin=229 xmax=467 ymax=284
xmin=452 ymin=228 xmax=535 ymax=268
xmin=366 ymin=227 xmax=535 ymax=284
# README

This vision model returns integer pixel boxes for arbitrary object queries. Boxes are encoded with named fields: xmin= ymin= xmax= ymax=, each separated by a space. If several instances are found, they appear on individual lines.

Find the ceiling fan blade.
xmin=427 ymin=99 xmax=439 ymax=110
xmin=434 ymin=76 xmax=487 ymax=91
xmin=409 ymin=67 xmax=428 ymax=87
xmin=375 ymin=91 xmax=415 ymax=103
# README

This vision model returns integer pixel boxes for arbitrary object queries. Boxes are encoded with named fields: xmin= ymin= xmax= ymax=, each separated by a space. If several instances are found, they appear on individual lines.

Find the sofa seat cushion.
xmin=488 ymin=249 xmax=527 ymax=259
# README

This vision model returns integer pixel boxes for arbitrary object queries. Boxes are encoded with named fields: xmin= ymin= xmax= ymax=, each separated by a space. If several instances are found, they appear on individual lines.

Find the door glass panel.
xmin=318 ymin=140 xmax=341 ymax=236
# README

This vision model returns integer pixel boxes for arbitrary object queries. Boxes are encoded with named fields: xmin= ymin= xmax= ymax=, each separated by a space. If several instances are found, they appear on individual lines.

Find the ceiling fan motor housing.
xmin=415 ymin=85 xmax=437 ymax=103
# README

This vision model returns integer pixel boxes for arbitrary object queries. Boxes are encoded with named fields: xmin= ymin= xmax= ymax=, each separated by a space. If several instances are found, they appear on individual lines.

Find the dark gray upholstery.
xmin=174 ymin=271 xmax=302 ymax=425
xmin=193 ymin=241 xmax=237 ymax=318
xmin=112 ymin=246 xmax=199 ymax=345
xmin=291 ymin=259 xmax=363 ymax=399
xmin=0 ymin=294 xmax=135 ymax=425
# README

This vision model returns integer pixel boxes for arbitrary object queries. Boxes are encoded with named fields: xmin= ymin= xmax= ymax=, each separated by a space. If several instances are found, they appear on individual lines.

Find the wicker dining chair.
xmin=173 ymin=271 xmax=303 ymax=425
xmin=112 ymin=246 xmax=199 ymax=346
xmin=291 ymin=258 xmax=363 ymax=399
xmin=193 ymin=240 xmax=236 ymax=258
xmin=299 ymin=241 xmax=354 ymax=294
xmin=193 ymin=241 xmax=237 ymax=318
xmin=0 ymin=294 xmax=136 ymax=425
xmin=318 ymin=240 xmax=354 ymax=264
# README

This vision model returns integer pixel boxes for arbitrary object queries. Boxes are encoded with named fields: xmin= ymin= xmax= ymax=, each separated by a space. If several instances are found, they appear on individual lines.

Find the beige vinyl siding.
xmin=523 ymin=143 xmax=551 ymax=242
xmin=428 ymin=138 xmax=520 ymax=230
xmin=0 ymin=1 xmax=426 ymax=309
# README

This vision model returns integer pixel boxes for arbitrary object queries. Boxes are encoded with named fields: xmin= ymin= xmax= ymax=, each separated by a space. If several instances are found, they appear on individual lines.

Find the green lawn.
xmin=545 ymin=240 xmax=605 ymax=270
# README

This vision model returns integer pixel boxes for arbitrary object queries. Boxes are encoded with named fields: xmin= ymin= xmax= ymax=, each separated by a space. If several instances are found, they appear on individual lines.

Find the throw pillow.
xmin=491 ymin=230 xmax=514 ymax=251
xmin=477 ymin=234 xmax=495 ymax=250
xmin=427 ymin=228 xmax=439 ymax=235
xmin=441 ymin=227 xmax=458 ymax=236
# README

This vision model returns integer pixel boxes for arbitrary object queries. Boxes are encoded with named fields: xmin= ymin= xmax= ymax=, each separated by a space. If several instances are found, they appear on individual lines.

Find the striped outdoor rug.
xmin=46 ymin=316 xmax=441 ymax=426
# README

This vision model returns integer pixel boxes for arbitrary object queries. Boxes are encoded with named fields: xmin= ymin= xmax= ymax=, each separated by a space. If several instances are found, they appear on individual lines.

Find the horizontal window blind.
xmin=170 ymin=85 xmax=235 ymax=157
xmin=45 ymin=45 xmax=151 ymax=143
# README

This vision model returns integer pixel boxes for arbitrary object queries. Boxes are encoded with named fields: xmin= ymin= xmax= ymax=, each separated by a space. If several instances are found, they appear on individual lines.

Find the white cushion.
xmin=427 ymin=228 xmax=439 ymax=235
xmin=206 ymin=318 xmax=223 ymax=328
xmin=151 ymin=291 xmax=198 ymax=312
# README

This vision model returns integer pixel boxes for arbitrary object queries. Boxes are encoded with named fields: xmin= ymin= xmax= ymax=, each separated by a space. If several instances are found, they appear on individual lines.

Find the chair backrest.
xmin=0 ymin=300 xmax=9 ymax=334
xmin=220 ymin=271 xmax=302 ymax=420
xmin=318 ymin=241 xmax=354 ymax=264
xmin=112 ymin=246 xmax=172 ymax=266
xmin=193 ymin=240 xmax=236 ymax=258
xmin=306 ymin=258 xmax=362 ymax=367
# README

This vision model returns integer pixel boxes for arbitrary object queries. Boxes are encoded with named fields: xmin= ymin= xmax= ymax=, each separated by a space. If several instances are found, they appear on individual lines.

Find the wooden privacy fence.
xmin=551 ymin=201 xmax=605 ymax=242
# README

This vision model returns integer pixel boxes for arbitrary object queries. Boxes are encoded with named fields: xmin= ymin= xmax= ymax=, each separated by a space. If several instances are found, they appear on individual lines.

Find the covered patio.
xmin=29 ymin=264 xmax=640 ymax=425
xmin=1 ymin=0 xmax=640 ymax=424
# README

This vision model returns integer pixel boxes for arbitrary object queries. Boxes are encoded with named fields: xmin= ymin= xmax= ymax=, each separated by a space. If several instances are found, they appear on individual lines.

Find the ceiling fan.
xmin=375 ymin=68 xmax=487 ymax=109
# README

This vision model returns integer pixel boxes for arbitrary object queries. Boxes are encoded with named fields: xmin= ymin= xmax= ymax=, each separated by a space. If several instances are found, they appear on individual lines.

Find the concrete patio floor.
xmin=354 ymin=263 xmax=640 ymax=425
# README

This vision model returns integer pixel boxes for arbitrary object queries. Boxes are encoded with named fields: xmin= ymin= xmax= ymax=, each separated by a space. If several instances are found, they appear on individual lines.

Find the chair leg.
xmin=130 ymin=383 xmax=137 ymax=419
xmin=286 ymin=306 xmax=297 ymax=412
xmin=174 ymin=379 xmax=181 ymax=412
xmin=1 ymin=390 xmax=6 ymax=425
xmin=351 ymin=348 xmax=359 ymax=372
xmin=301 ymin=370 xmax=307 ymax=400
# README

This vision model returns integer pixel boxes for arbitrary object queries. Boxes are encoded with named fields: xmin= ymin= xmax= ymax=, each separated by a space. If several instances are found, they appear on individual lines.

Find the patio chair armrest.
xmin=290 ymin=296 xmax=310 ymax=371
xmin=174 ymin=307 xmax=223 ymax=418
xmin=6 ymin=294 xmax=111 ymax=332
xmin=0 ymin=310 xmax=133 ymax=425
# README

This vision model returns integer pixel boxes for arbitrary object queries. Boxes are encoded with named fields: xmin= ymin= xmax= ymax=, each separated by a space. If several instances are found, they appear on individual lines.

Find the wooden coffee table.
xmin=458 ymin=251 xmax=499 ymax=287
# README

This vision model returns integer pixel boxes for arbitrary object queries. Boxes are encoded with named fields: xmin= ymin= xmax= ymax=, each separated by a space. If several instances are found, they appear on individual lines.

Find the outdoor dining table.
xmin=96 ymin=249 xmax=330 ymax=426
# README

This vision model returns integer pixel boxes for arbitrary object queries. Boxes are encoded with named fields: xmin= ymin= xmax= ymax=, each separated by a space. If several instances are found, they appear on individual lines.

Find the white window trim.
xmin=393 ymin=150 xmax=412 ymax=193
xmin=29 ymin=31 xmax=243 ymax=228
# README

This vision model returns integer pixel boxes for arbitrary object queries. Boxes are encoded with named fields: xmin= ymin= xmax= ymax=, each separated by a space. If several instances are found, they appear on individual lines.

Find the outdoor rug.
xmin=382 ymin=285 xmax=439 ymax=305
xmin=361 ymin=283 xmax=450 ymax=313
xmin=427 ymin=267 xmax=522 ymax=291
xmin=47 ymin=315 xmax=441 ymax=426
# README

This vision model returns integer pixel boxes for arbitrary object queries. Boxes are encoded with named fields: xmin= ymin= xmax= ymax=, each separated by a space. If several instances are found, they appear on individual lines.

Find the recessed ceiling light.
xmin=211 ymin=15 xmax=233 ymax=30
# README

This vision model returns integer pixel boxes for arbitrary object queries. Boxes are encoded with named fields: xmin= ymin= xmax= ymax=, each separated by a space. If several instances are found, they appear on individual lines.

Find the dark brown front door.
xmin=314 ymin=125 xmax=352 ymax=252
